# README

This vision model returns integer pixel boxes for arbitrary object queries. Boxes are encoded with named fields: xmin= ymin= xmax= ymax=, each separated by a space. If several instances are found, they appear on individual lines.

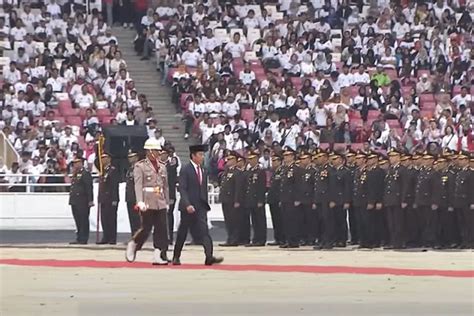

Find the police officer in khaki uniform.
xmin=69 ymin=158 xmax=93 ymax=244
xmin=219 ymin=151 xmax=239 ymax=246
xmin=126 ymin=138 xmax=170 ymax=265
xmin=97 ymin=153 xmax=120 ymax=245
xmin=267 ymin=155 xmax=285 ymax=246
xmin=125 ymin=151 xmax=141 ymax=236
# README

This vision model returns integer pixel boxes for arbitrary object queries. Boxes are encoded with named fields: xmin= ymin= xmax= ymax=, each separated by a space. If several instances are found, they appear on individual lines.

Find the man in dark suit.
xmin=69 ymin=158 xmax=93 ymax=244
xmin=97 ymin=153 xmax=121 ymax=245
xmin=172 ymin=145 xmax=223 ymax=266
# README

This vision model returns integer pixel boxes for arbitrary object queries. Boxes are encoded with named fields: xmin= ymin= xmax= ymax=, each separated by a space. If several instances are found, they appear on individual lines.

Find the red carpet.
xmin=1 ymin=258 xmax=472 ymax=278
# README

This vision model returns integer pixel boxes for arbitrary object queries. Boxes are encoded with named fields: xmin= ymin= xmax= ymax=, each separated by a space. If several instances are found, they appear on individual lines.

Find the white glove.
xmin=137 ymin=201 xmax=147 ymax=212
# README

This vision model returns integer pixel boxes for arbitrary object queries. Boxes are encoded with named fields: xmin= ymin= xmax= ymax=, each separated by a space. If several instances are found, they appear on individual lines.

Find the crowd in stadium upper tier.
xmin=133 ymin=0 xmax=474 ymax=175
xmin=0 ymin=1 xmax=171 ymax=190
xmin=0 ymin=0 xmax=473 ymax=190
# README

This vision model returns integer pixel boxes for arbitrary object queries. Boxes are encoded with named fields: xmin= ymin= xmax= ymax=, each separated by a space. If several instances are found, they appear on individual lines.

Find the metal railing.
xmin=0 ymin=173 xmax=222 ymax=204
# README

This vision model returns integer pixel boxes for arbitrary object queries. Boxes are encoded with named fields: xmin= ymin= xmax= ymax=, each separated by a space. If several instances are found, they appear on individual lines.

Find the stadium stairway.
xmin=113 ymin=27 xmax=190 ymax=160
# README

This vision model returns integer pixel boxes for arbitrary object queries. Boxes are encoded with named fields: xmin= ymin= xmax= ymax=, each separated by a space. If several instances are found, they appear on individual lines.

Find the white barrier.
xmin=0 ymin=183 xmax=275 ymax=231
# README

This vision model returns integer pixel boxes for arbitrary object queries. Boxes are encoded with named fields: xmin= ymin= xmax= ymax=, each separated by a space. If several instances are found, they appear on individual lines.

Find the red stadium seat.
xmin=422 ymin=102 xmax=436 ymax=111
xmin=348 ymin=143 xmax=364 ymax=151
xmin=348 ymin=111 xmax=362 ymax=120
xmin=367 ymin=110 xmax=380 ymax=119
xmin=100 ymin=116 xmax=115 ymax=125
xmin=386 ymin=119 xmax=400 ymax=128
xmin=66 ymin=116 xmax=82 ymax=126
xmin=333 ymin=143 xmax=347 ymax=151
xmin=319 ymin=143 xmax=330 ymax=150
xmin=350 ymin=118 xmax=364 ymax=130
xmin=60 ymin=108 xmax=79 ymax=116
xmin=58 ymin=99 xmax=73 ymax=111
xmin=96 ymin=108 xmax=110 ymax=117
xmin=420 ymin=94 xmax=435 ymax=104
xmin=420 ymin=110 xmax=433 ymax=118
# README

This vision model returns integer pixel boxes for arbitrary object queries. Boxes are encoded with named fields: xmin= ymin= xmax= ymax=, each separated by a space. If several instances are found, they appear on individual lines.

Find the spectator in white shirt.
xmin=10 ymin=19 xmax=27 ymax=41
xmin=46 ymin=69 xmax=65 ymax=92
xmin=58 ymin=126 xmax=78 ymax=151
xmin=74 ymin=86 xmax=95 ymax=108
xmin=26 ymin=93 xmax=46 ymax=117
xmin=352 ymin=65 xmax=371 ymax=85
xmin=441 ymin=125 xmax=458 ymax=151
xmin=392 ymin=15 xmax=410 ymax=39
xmin=416 ymin=74 xmax=433 ymax=94
xmin=224 ymin=33 xmax=246 ymax=59
xmin=181 ymin=43 xmax=202 ymax=67
xmin=451 ymin=87 xmax=472 ymax=110
xmin=4 ymin=62 xmax=21 ymax=84
xmin=222 ymin=93 xmax=240 ymax=118
xmin=239 ymin=62 xmax=256 ymax=85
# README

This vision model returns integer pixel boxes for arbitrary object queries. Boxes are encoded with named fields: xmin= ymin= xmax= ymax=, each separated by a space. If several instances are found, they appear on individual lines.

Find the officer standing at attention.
xmin=352 ymin=152 xmax=369 ymax=248
xmin=295 ymin=151 xmax=317 ymax=246
xmin=414 ymin=154 xmax=437 ymax=248
xmin=126 ymin=138 xmax=170 ymax=265
xmin=172 ymin=145 xmax=224 ymax=265
xmin=383 ymin=150 xmax=406 ymax=249
xmin=432 ymin=157 xmax=457 ymax=248
xmin=365 ymin=153 xmax=385 ymax=248
xmin=219 ymin=151 xmax=239 ymax=246
xmin=125 ymin=151 xmax=141 ymax=236
xmin=279 ymin=147 xmax=301 ymax=249
xmin=345 ymin=150 xmax=358 ymax=245
xmin=162 ymin=148 xmax=179 ymax=244
xmin=401 ymin=153 xmax=419 ymax=247
xmin=313 ymin=149 xmax=329 ymax=249
xmin=242 ymin=150 xmax=267 ymax=247
xmin=233 ymin=154 xmax=248 ymax=245
xmin=453 ymin=152 xmax=474 ymax=249
xmin=267 ymin=155 xmax=285 ymax=246
xmin=69 ymin=158 xmax=93 ymax=244
xmin=97 ymin=153 xmax=120 ymax=245
xmin=327 ymin=152 xmax=351 ymax=248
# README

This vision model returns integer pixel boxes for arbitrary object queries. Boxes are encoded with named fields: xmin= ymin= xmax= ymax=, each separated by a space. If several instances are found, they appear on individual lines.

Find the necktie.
xmin=197 ymin=166 xmax=202 ymax=185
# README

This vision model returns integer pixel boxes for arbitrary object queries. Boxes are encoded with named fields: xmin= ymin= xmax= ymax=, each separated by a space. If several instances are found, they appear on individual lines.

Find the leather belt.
xmin=143 ymin=187 xmax=161 ymax=193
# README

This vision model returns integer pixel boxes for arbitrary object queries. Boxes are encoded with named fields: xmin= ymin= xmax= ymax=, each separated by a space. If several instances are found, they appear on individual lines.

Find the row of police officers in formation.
xmin=219 ymin=148 xmax=474 ymax=250
xmin=68 ymin=149 xmax=178 ymax=246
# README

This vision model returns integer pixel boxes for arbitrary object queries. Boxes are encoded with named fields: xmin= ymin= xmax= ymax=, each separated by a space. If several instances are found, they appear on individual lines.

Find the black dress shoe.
xmin=219 ymin=243 xmax=238 ymax=247
xmin=267 ymin=241 xmax=281 ymax=246
xmin=172 ymin=257 xmax=181 ymax=265
xmin=96 ymin=240 xmax=109 ymax=245
xmin=287 ymin=244 xmax=300 ymax=249
xmin=246 ymin=243 xmax=265 ymax=247
xmin=69 ymin=241 xmax=79 ymax=245
xmin=279 ymin=243 xmax=289 ymax=248
xmin=205 ymin=256 xmax=224 ymax=266
xmin=109 ymin=241 xmax=117 ymax=245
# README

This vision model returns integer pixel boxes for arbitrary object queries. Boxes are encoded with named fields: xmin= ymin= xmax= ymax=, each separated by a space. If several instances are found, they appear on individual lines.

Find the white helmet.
xmin=143 ymin=138 xmax=162 ymax=150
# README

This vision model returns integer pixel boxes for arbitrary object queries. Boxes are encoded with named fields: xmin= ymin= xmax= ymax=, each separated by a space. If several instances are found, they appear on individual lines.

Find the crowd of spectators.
xmin=136 ymin=0 xmax=473 ymax=180
xmin=0 ymin=1 xmax=165 ymax=191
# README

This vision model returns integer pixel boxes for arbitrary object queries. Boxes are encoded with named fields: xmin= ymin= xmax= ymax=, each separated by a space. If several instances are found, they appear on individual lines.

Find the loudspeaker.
xmin=102 ymin=126 xmax=148 ymax=158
